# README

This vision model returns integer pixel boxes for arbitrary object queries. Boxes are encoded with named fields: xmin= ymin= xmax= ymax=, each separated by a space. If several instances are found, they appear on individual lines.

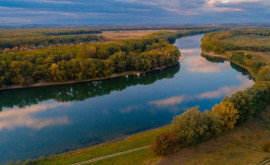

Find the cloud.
xmin=149 ymin=96 xmax=187 ymax=107
xmin=0 ymin=103 xmax=70 ymax=131
xmin=186 ymin=55 xmax=230 ymax=73
xmin=148 ymin=75 xmax=253 ymax=108
xmin=198 ymin=76 xmax=254 ymax=99
xmin=0 ymin=0 xmax=269 ymax=24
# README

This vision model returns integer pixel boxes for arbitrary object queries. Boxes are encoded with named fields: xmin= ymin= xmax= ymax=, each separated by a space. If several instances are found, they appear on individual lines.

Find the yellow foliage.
xmin=212 ymin=100 xmax=239 ymax=130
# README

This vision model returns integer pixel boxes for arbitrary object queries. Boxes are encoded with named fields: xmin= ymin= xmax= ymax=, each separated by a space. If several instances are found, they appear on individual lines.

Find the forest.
xmin=0 ymin=28 xmax=220 ymax=88
xmin=0 ymin=31 xmax=180 ymax=87
xmin=0 ymin=28 xmax=103 ymax=50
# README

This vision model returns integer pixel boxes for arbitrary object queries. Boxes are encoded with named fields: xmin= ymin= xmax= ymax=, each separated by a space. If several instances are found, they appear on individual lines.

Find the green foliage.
xmin=0 ymin=32 xmax=181 ymax=86
xmin=172 ymin=107 xmax=221 ymax=147
xmin=229 ymin=87 xmax=267 ymax=123
xmin=0 ymin=28 xmax=102 ymax=49
xmin=230 ymin=51 xmax=245 ymax=65
xmin=258 ymin=66 xmax=270 ymax=81
xmin=253 ymin=81 xmax=270 ymax=102
xmin=152 ymin=131 xmax=179 ymax=156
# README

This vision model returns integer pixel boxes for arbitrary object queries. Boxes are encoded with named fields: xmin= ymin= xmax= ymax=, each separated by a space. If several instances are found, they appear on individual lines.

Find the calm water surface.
xmin=0 ymin=35 xmax=254 ymax=164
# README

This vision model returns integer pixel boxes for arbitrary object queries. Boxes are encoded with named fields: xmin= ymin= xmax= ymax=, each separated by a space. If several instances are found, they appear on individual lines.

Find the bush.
xmin=204 ymin=111 xmax=223 ymax=137
xmin=230 ymin=87 xmax=267 ymax=123
xmin=212 ymin=98 xmax=239 ymax=131
xmin=172 ymin=107 xmax=214 ymax=147
xmin=253 ymin=81 xmax=270 ymax=102
xmin=152 ymin=131 xmax=179 ymax=156
xmin=230 ymin=51 xmax=245 ymax=65
xmin=263 ymin=141 xmax=270 ymax=152
xmin=258 ymin=66 xmax=270 ymax=81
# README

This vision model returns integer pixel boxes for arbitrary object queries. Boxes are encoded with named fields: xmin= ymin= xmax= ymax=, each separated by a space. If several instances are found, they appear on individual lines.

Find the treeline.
xmin=0 ymin=65 xmax=180 ymax=111
xmin=152 ymin=84 xmax=269 ymax=155
xmin=0 ymin=27 xmax=222 ymax=50
xmin=0 ymin=31 xmax=181 ymax=87
xmin=43 ymin=30 xmax=102 ymax=36
xmin=0 ymin=35 xmax=102 ymax=49
xmin=201 ymin=29 xmax=270 ymax=53
xmin=0 ymin=28 xmax=102 ymax=49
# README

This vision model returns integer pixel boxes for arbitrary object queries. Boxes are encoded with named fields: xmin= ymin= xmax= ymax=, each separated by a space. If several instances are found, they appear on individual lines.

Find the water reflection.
xmin=0 ymin=65 xmax=180 ymax=111
xmin=0 ymin=103 xmax=70 ymax=131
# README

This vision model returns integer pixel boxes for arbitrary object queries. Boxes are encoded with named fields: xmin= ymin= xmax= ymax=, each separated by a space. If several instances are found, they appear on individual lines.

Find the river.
xmin=0 ymin=35 xmax=254 ymax=164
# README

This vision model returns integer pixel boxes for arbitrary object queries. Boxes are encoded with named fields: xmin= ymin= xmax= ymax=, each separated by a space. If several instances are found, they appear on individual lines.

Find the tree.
xmin=172 ymin=107 xmax=209 ymax=147
xmin=212 ymin=98 xmax=239 ymax=130
xmin=230 ymin=87 xmax=267 ymax=123
xmin=152 ymin=131 xmax=179 ymax=156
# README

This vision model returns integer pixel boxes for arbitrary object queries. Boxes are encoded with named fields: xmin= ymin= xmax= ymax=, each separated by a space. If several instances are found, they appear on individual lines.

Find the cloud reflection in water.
xmin=0 ymin=103 xmax=70 ymax=131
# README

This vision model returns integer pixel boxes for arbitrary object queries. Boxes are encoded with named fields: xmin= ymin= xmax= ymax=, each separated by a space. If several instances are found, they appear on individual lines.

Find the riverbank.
xmin=0 ymin=65 xmax=171 ymax=91
xmin=31 ymin=125 xmax=171 ymax=165
xmin=201 ymin=50 xmax=257 ymax=80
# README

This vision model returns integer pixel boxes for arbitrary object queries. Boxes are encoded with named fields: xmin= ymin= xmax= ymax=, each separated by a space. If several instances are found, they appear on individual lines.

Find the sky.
xmin=0 ymin=0 xmax=269 ymax=25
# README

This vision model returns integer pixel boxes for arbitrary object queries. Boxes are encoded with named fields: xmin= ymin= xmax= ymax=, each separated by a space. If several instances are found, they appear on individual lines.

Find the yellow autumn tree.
xmin=212 ymin=98 xmax=239 ymax=131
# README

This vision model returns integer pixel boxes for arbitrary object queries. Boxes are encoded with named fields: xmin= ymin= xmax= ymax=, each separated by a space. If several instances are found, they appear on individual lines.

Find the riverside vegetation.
xmin=0 ymin=28 xmax=220 ymax=88
xmin=152 ymin=28 xmax=270 ymax=158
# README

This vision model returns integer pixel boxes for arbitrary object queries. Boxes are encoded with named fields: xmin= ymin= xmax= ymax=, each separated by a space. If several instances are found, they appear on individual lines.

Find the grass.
xmin=225 ymin=35 xmax=270 ymax=48
xmin=152 ymin=106 xmax=270 ymax=165
xmin=36 ymin=126 xmax=170 ymax=165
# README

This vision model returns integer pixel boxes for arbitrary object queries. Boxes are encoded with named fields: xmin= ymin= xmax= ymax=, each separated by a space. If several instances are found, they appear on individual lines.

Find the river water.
xmin=0 ymin=35 xmax=254 ymax=164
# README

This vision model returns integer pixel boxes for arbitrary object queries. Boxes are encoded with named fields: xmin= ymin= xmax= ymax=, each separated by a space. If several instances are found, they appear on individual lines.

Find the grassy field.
xmin=100 ymin=30 xmax=176 ymax=40
xmin=225 ymin=35 xmax=270 ymax=48
xmin=153 ymin=106 xmax=270 ymax=165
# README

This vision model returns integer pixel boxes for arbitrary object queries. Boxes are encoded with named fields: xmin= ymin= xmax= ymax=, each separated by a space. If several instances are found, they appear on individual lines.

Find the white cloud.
xmin=198 ymin=76 xmax=254 ymax=99
xmin=186 ymin=55 xmax=230 ymax=73
xmin=149 ymin=96 xmax=187 ymax=107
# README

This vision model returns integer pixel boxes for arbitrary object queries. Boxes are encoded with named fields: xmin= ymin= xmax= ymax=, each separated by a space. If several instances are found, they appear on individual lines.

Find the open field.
xmin=100 ymin=30 xmax=177 ymax=40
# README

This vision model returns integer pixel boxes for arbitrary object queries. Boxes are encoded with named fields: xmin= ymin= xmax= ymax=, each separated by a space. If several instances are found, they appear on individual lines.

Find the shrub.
xmin=212 ymin=98 xmax=239 ymax=131
xmin=263 ymin=141 xmax=270 ymax=152
xmin=204 ymin=111 xmax=223 ymax=137
xmin=172 ymin=107 xmax=210 ymax=147
xmin=230 ymin=87 xmax=267 ymax=123
xmin=152 ymin=131 xmax=179 ymax=156
xmin=258 ymin=66 xmax=270 ymax=81
xmin=230 ymin=51 xmax=245 ymax=65
xmin=246 ymin=53 xmax=252 ymax=59
xmin=253 ymin=81 xmax=270 ymax=102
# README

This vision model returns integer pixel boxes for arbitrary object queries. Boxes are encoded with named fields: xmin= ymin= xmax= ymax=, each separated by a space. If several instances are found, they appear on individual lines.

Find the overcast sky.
xmin=0 ymin=0 xmax=269 ymax=25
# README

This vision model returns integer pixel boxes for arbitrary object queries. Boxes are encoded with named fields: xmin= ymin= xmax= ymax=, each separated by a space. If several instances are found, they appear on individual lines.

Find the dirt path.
xmin=69 ymin=145 xmax=151 ymax=165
